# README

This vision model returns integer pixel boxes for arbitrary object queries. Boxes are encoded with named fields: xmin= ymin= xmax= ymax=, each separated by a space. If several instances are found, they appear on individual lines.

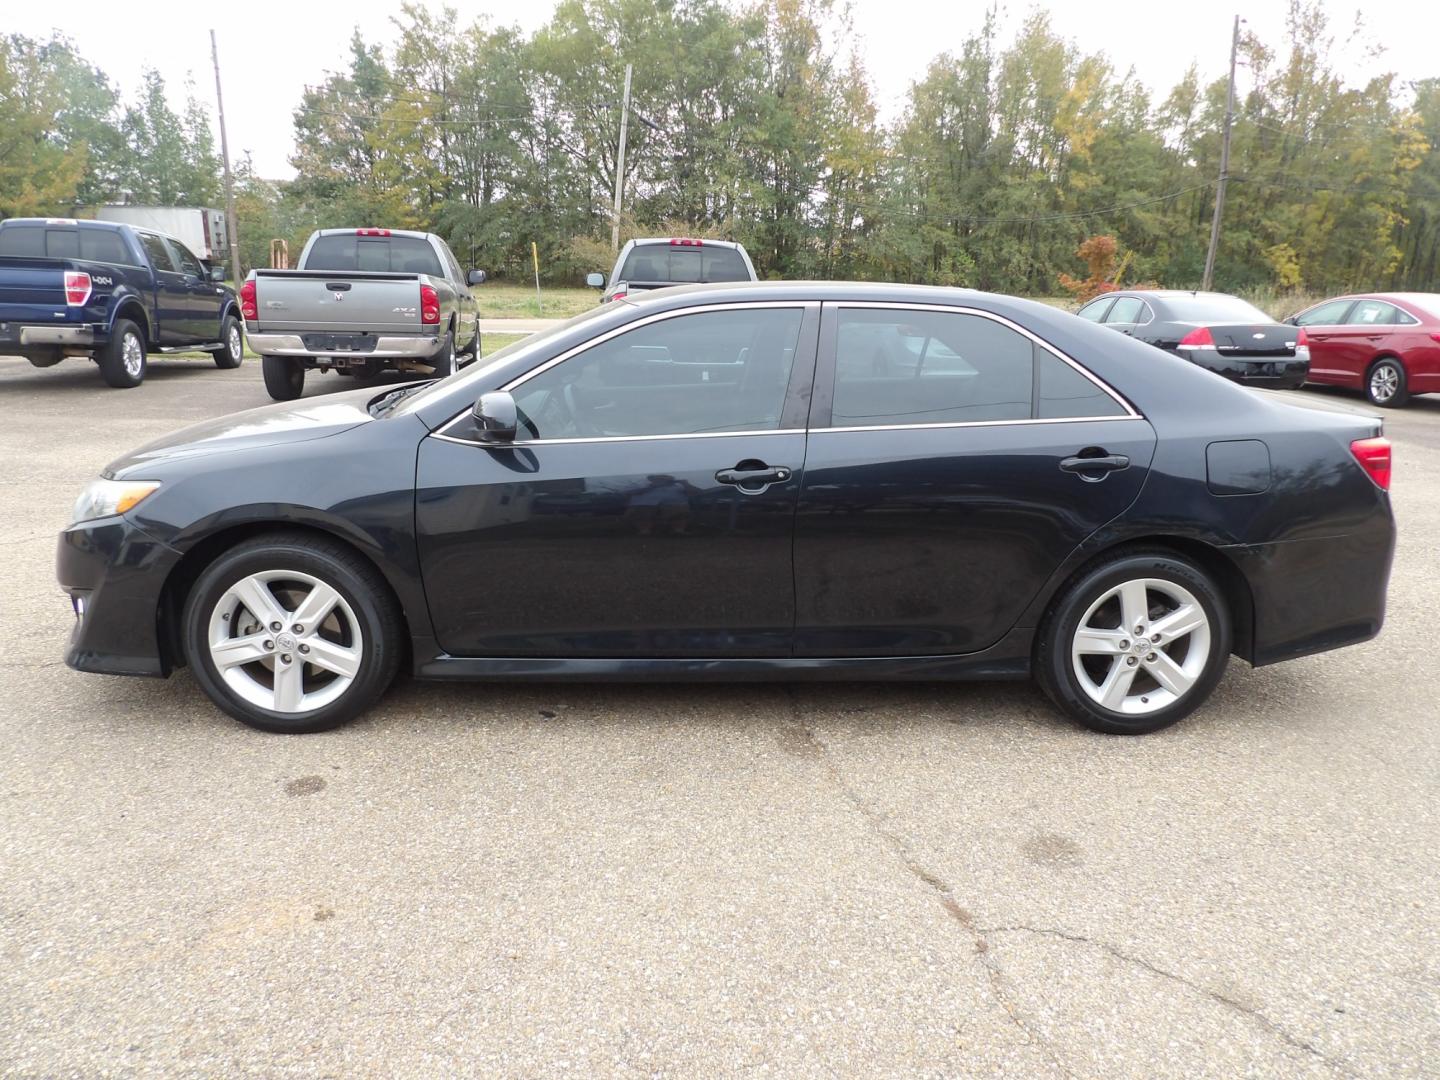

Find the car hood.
xmin=105 ymin=388 xmax=378 ymax=476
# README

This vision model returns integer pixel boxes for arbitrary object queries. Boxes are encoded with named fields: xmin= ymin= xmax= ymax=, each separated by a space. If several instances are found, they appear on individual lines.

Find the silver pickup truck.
xmin=242 ymin=228 xmax=484 ymax=400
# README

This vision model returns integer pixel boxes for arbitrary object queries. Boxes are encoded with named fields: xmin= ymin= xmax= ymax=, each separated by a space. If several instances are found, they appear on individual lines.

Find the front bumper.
xmin=57 ymin=517 xmax=181 ymax=678
xmin=245 ymin=330 xmax=442 ymax=359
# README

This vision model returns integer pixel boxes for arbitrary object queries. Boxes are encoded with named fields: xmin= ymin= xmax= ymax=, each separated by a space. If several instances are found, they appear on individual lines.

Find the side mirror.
xmin=1282 ymin=315 xmax=1297 ymax=325
xmin=472 ymin=391 xmax=518 ymax=442
xmin=208 ymin=265 xmax=227 ymax=282
xmin=467 ymin=269 xmax=487 ymax=286
xmin=586 ymin=272 xmax=605 ymax=289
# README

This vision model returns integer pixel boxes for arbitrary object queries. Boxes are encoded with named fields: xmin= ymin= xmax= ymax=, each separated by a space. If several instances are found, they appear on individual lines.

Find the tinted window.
xmin=1163 ymin=296 xmax=1272 ymax=323
xmin=166 ymin=239 xmax=204 ymax=278
xmin=618 ymin=243 xmax=750 ymax=284
xmin=511 ymin=307 xmax=803 ymax=439
xmin=1037 ymin=351 xmax=1128 ymax=419
xmin=139 ymin=233 xmax=177 ymax=272
xmin=1076 ymin=298 xmax=1114 ymax=322
xmin=1295 ymin=299 xmax=1353 ymax=326
xmin=0 ymin=226 xmax=130 ymax=263
xmin=306 ymin=234 xmax=443 ymax=277
xmin=1105 ymin=297 xmax=1145 ymax=324
xmin=831 ymin=309 xmax=1032 ymax=426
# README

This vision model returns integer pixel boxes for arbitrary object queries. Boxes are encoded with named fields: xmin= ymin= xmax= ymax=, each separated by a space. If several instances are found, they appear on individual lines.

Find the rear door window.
xmin=79 ymin=229 xmax=132 ymax=264
xmin=139 ymin=233 xmax=178 ymax=273
xmin=1346 ymin=300 xmax=1400 ymax=326
xmin=619 ymin=244 xmax=750 ymax=284
xmin=1075 ymin=297 xmax=1114 ymax=322
xmin=305 ymin=234 xmax=443 ymax=276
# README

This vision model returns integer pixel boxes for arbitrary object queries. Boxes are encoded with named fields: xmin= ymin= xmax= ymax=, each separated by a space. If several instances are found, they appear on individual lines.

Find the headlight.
xmin=71 ymin=479 xmax=161 ymax=524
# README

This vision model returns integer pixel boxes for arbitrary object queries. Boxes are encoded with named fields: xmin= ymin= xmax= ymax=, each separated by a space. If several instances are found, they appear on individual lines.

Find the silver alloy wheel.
xmin=227 ymin=323 xmax=242 ymax=361
xmin=122 ymin=333 xmax=143 ymax=378
xmin=1370 ymin=363 xmax=1399 ymax=402
xmin=207 ymin=569 xmax=364 ymax=714
xmin=1070 ymin=577 xmax=1211 ymax=716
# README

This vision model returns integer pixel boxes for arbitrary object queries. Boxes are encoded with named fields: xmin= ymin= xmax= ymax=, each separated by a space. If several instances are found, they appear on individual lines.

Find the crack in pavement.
xmin=781 ymin=694 xmax=1352 ymax=1080
xmin=780 ymin=696 xmax=1072 ymax=1078
xmin=975 ymin=925 xmax=1353 ymax=1077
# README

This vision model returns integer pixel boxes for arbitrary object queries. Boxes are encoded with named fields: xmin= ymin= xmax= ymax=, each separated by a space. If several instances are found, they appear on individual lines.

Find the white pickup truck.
xmin=242 ymin=228 xmax=484 ymax=400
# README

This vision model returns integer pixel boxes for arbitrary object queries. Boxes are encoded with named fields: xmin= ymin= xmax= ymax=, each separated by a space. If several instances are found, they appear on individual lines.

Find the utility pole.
xmin=210 ymin=29 xmax=242 ymax=288
xmin=610 ymin=63 xmax=633 ymax=255
xmin=1202 ymin=15 xmax=1241 ymax=291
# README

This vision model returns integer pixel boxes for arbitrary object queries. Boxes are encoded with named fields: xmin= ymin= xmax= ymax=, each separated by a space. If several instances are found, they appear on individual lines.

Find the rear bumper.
xmin=56 ymin=517 xmax=180 ymax=678
xmin=246 ymin=330 xmax=442 ymax=359
xmin=0 ymin=324 xmax=97 ymax=348
xmin=1180 ymin=350 xmax=1309 ymax=389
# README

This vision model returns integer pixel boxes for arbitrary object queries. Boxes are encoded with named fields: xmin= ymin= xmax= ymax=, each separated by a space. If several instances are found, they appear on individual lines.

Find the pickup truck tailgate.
xmin=0 ymin=258 xmax=71 ymax=319
xmin=250 ymin=270 xmax=426 ymax=334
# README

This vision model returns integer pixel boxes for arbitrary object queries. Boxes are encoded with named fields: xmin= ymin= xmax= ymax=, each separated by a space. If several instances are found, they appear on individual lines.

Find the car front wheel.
xmin=182 ymin=533 xmax=404 ymax=733
xmin=1035 ymin=551 xmax=1231 ymax=735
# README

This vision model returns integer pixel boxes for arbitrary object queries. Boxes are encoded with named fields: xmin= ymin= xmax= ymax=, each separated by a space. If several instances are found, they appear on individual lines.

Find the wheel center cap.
xmin=1133 ymin=637 xmax=1151 ymax=653
xmin=277 ymin=632 xmax=298 ymax=651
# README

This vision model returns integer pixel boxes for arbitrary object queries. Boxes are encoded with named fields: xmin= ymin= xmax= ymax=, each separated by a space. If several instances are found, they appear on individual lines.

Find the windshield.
xmin=305 ymin=233 xmax=443 ymax=276
xmin=393 ymin=303 xmax=615 ymax=416
xmin=1162 ymin=295 xmax=1273 ymax=324
xmin=618 ymin=243 xmax=750 ymax=284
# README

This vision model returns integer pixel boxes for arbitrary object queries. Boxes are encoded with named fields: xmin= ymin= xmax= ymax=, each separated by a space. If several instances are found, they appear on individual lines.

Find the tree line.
xmin=3 ymin=0 xmax=1438 ymax=295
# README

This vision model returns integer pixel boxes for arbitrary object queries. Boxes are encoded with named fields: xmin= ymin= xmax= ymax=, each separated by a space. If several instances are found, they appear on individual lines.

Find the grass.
xmin=479 ymin=333 xmax=529 ymax=357
xmin=477 ymin=283 xmax=599 ymax=319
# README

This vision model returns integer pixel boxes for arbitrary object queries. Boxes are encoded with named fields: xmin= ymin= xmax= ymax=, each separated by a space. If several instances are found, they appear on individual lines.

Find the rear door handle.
xmin=1060 ymin=453 xmax=1130 ymax=478
xmin=715 ymin=464 xmax=792 ymax=494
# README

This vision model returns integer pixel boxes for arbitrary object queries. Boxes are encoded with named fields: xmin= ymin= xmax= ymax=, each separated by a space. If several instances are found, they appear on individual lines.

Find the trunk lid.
xmin=1208 ymin=324 xmax=1297 ymax=357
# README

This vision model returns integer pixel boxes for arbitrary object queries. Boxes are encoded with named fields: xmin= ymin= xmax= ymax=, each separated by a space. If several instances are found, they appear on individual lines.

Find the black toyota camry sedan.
xmin=1076 ymin=290 xmax=1309 ymax=388
xmin=58 ymin=282 xmax=1395 ymax=736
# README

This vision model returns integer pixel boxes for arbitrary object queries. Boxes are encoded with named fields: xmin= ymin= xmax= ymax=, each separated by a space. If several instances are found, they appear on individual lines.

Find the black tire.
xmin=98 ymin=318 xmax=147 ymax=388
xmin=182 ymin=532 xmax=404 ymax=734
xmin=429 ymin=332 xmax=456 ymax=379
xmin=211 ymin=315 xmax=244 ymax=369
xmin=1035 ymin=550 xmax=1232 ymax=735
xmin=1365 ymin=357 xmax=1409 ymax=408
xmin=262 ymin=355 xmax=305 ymax=400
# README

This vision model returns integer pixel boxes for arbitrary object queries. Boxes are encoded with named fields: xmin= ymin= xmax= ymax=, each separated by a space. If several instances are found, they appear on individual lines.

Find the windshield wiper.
xmin=368 ymin=383 xmax=428 ymax=417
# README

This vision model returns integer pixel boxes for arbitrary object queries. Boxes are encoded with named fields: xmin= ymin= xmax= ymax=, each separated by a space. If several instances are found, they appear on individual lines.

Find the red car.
xmin=1289 ymin=293 xmax=1440 ymax=407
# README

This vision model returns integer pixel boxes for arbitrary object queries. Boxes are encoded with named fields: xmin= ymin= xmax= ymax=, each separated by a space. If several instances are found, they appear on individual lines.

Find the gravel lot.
xmin=2 ymin=353 xmax=1437 ymax=1078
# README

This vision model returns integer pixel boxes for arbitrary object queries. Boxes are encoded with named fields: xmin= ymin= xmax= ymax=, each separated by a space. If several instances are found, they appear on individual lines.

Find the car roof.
xmin=627 ymin=237 xmax=746 ymax=251
xmin=312 ymin=228 xmax=433 ymax=240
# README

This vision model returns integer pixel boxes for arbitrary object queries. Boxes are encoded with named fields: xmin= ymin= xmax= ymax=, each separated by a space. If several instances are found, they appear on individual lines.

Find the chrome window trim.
xmin=430 ymin=427 xmax=806 ymax=449
xmin=818 ymin=415 xmax=1148 ymax=435
xmin=826 ymin=301 xmax=1141 ymax=421
xmin=433 ymin=300 xmax=813 ymax=444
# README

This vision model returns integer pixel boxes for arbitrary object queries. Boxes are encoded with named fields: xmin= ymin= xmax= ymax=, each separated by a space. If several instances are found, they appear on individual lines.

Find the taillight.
xmin=356 ymin=228 xmax=391 ymax=237
xmin=63 ymin=271 xmax=92 ymax=307
xmin=420 ymin=284 xmax=440 ymax=325
xmin=1430 ymin=332 xmax=1440 ymax=344
xmin=239 ymin=279 xmax=257 ymax=321
xmin=1350 ymin=437 xmax=1392 ymax=490
xmin=1177 ymin=326 xmax=1215 ymax=348
xmin=1295 ymin=328 xmax=1309 ymax=347
xmin=669 ymin=238 xmax=702 ymax=247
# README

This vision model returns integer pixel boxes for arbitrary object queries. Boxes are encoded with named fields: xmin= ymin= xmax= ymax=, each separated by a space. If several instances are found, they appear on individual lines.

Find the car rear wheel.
xmin=98 ymin=319 xmax=147 ymax=388
xmin=262 ymin=355 xmax=305 ymax=400
xmin=211 ymin=316 xmax=244 ymax=369
xmin=430 ymin=333 xmax=456 ymax=379
xmin=1366 ymin=358 xmax=1408 ymax=407
xmin=182 ymin=533 xmax=404 ymax=733
xmin=1036 ymin=550 xmax=1231 ymax=735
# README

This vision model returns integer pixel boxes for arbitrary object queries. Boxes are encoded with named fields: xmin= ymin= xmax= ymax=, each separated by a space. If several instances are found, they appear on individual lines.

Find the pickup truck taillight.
xmin=240 ymin=280 xmax=257 ymax=321
xmin=63 ymin=271 xmax=92 ymax=307
xmin=420 ymin=284 xmax=440 ymax=325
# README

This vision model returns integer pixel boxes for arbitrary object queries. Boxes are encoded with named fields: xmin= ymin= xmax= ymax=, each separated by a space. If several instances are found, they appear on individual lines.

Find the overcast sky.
xmin=17 ymin=0 xmax=1440 ymax=180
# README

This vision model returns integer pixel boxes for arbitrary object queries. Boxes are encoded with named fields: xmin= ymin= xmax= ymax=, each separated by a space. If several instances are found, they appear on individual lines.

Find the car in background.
xmin=243 ymin=228 xmax=484 ymax=401
xmin=0 ymin=217 xmax=243 ymax=387
xmin=59 ymin=282 xmax=1393 ymax=738
xmin=1077 ymin=290 xmax=1306 ymax=389
xmin=1284 ymin=293 xmax=1440 ymax=407
xmin=588 ymin=237 xmax=756 ymax=303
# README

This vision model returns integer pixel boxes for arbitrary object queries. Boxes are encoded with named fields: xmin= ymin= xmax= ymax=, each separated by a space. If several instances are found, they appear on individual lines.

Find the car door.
xmin=163 ymin=237 xmax=220 ymax=342
xmin=415 ymin=302 xmax=819 ymax=657
xmin=1332 ymin=299 xmax=1405 ymax=381
xmin=135 ymin=232 xmax=188 ymax=345
xmin=1294 ymin=299 xmax=1357 ymax=383
xmin=792 ymin=303 xmax=1156 ymax=657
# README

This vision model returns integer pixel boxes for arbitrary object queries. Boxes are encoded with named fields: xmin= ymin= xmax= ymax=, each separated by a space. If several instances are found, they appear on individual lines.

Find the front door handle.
xmin=1060 ymin=453 xmax=1130 ymax=480
xmin=715 ymin=463 xmax=792 ymax=494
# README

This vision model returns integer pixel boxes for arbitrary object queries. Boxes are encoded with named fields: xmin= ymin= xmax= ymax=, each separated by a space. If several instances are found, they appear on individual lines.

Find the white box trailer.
xmin=93 ymin=206 xmax=229 ymax=263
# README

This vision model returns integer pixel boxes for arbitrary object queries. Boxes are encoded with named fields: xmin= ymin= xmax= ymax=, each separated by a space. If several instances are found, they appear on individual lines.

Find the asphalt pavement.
xmin=1 ymin=352 xmax=1437 ymax=1077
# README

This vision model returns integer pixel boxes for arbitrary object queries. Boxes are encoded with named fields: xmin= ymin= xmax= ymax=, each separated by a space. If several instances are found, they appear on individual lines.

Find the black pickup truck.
xmin=0 ymin=217 xmax=243 ymax=387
